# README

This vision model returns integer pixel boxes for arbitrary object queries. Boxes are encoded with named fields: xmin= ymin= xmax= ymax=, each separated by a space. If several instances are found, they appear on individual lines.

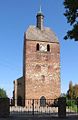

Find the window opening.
xmin=47 ymin=44 xmax=50 ymax=51
xmin=36 ymin=43 xmax=39 ymax=51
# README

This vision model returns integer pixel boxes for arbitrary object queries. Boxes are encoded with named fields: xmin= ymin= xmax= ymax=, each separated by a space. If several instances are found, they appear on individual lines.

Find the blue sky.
xmin=0 ymin=0 xmax=78 ymax=98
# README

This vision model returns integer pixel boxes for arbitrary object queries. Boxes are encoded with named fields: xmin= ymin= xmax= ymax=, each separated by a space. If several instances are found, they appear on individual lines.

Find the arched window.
xmin=17 ymin=96 xmax=22 ymax=106
xmin=47 ymin=44 xmax=50 ymax=51
xmin=40 ymin=96 xmax=46 ymax=107
xmin=36 ymin=43 xmax=39 ymax=51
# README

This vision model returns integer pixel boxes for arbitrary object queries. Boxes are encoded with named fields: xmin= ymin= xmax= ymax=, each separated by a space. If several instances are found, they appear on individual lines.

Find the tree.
xmin=0 ymin=88 xmax=7 ymax=98
xmin=67 ymin=81 xmax=74 ymax=99
xmin=73 ymin=84 xmax=78 ymax=98
xmin=63 ymin=0 xmax=78 ymax=41
xmin=67 ymin=81 xmax=78 ymax=99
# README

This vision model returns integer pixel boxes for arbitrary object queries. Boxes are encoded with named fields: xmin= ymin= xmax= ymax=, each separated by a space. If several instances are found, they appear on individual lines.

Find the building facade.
xmin=13 ymin=10 xmax=61 ymax=106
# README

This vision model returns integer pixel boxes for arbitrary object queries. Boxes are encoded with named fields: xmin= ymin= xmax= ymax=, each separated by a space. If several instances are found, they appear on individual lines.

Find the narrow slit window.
xmin=36 ymin=43 xmax=39 ymax=51
xmin=47 ymin=44 xmax=50 ymax=51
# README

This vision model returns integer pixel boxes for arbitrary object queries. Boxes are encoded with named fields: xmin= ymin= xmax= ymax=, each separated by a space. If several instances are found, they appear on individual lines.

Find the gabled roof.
xmin=24 ymin=26 xmax=59 ymax=43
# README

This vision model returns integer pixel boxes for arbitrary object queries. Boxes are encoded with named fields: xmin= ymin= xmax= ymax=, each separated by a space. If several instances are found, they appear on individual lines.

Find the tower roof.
xmin=25 ymin=26 xmax=59 ymax=43
xmin=24 ymin=8 xmax=59 ymax=43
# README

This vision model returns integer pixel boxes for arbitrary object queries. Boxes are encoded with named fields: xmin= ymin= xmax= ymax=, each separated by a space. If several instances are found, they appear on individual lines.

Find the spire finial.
xmin=36 ymin=0 xmax=44 ymax=30
xmin=40 ymin=5 xmax=42 ymax=13
xmin=39 ymin=0 xmax=42 ymax=13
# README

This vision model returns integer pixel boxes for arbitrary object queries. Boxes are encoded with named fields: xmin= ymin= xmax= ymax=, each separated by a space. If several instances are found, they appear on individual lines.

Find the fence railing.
xmin=10 ymin=99 xmax=58 ymax=116
xmin=10 ymin=98 xmax=78 ymax=117
xmin=66 ymin=98 xmax=78 ymax=116
xmin=0 ymin=97 xmax=78 ymax=118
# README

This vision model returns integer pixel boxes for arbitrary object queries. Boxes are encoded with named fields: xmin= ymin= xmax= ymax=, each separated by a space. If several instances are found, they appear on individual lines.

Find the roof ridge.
xmin=25 ymin=25 xmax=59 ymax=43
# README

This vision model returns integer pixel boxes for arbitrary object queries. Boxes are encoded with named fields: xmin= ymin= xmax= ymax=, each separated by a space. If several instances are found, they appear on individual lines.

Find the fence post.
xmin=32 ymin=99 xmax=34 ymax=115
xmin=77 ymin=97 xmax=78 ymax=113
xmin=0 ymin=98 xmax=10 ymax=118
xmin=58 ymin=97 xmax=66 ymax=118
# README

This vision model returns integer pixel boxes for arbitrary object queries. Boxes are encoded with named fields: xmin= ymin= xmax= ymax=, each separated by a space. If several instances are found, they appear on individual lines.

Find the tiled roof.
xmin=24 ymin=26 xmax=59 ymax=43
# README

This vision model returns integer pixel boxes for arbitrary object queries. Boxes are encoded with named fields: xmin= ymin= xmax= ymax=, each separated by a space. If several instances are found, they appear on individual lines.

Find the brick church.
xmin=13 ymin=8 xmax=61 ymax=106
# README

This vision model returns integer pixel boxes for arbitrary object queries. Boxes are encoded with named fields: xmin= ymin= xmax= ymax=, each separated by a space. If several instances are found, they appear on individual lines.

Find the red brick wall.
xmin=24 ymin=39 xmax=60 ymax=101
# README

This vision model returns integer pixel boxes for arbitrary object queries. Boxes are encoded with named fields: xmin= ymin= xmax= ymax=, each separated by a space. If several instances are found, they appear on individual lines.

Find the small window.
xmin=47 ymin=44 xmax=50 ymax=51
xmin=36 ymin=43 xmax=39 ymax=51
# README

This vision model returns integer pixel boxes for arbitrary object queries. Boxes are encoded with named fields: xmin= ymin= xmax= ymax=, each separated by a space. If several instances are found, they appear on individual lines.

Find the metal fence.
xmin=10 ymin=99 xmax=58 ymax=117
xmin=66 ymin=98 xmax=78 ymax=116
xmin=9 ymin=98 xmax=78 ymax=117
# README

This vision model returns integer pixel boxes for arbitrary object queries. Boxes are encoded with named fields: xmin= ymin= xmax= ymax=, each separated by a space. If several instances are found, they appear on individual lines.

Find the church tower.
xmin=23 ymin=9 xmax=60 ymax=104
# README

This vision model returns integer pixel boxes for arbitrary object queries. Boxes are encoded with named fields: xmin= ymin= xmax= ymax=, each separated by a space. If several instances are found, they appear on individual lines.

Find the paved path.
xmin=0 ymin=115 xmax=78 ymax=120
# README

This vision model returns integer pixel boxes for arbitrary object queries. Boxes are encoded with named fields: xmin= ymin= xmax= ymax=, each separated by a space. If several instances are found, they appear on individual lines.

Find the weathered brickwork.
xmin=24 ymin=40 xmax=60 ymax=101
xmin=13 ymin=77 xmax=25 ymax=106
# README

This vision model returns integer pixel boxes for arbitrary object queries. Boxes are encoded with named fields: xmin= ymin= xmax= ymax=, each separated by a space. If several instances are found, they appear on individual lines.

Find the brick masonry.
xmin=24 ymin=39 xmax=60 ymax=101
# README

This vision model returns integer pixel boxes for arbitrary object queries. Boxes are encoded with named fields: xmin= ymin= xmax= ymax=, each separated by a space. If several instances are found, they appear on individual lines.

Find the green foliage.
xmin=67 ymin=99 xmax=76 ymax=106
xmin=67 ymin=81 xmax=78 ymax=99
xmin=63 ymin=0 xmax=78 ymax=41
xmin=0 ymin=88 xmax=7 ymax=98
xmin=67 ymin=81 xmax=73 ymax=99
xmin=73 ymin=84 xmax=78 ymax=98
xmin=66 ymin=99 xmax=77 ymax=112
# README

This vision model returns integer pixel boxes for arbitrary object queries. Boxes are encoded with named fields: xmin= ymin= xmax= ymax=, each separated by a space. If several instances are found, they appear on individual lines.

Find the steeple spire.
xmin=36 ymin=2 xmax=44 ymax=30
xmin=39 ymin=5 xmax=42 ymax=13
xmin=39 ymin=0 xmax=42 ymax=13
